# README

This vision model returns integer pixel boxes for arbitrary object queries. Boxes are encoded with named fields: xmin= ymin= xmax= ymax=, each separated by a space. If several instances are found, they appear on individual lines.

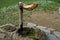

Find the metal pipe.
xmin=19 ymin=3 xmax=23 ymax=31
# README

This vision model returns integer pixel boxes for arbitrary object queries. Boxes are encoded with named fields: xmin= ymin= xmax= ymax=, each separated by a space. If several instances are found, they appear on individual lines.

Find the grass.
xmin=0 ymin=0 xmax=60 ymax=31
xmin=27 ymin=32 xmax=39 ymax=39
xmin=50 ymin=0 xmax=60 ymax=3
xmin=0 ymin=0 xmax=21 ymax=8
xmin=0 ymin=0 xmax=59 ymax=24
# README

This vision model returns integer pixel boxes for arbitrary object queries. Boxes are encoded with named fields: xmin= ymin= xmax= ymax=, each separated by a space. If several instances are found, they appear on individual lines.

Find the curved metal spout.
xmin=19 ymin=2 xmax=38 ymax=11
xmin=18 ymin=2 xmax=38 ymax=31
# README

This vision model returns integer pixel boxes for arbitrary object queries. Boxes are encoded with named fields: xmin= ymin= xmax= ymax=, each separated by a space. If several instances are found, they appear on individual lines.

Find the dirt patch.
xmin=23 ymin=10 xmax=60 ymax=32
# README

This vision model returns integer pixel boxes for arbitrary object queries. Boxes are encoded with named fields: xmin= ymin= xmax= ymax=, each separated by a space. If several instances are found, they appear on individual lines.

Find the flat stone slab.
xmin=46 ymin=33 xmax=58 ymax=40
xmin=27 ymin=22 xmax=36 ymax=29
xmin=54 ymin=31 xmax=60 ymax=39
xmin=36 ymin=26 xmax=50 ymax=33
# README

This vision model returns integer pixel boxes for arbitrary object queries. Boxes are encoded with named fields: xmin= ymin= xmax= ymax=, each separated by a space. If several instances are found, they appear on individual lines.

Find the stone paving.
xmin=27 ymin=23 xmax=60 ymax=40
xmin=0 ymin=23 xmax=60 ymax=40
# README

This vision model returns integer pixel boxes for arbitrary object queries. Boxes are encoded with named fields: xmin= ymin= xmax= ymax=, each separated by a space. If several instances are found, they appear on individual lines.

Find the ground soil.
xmin=23 ymin=10 xmax=60 ymax=32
